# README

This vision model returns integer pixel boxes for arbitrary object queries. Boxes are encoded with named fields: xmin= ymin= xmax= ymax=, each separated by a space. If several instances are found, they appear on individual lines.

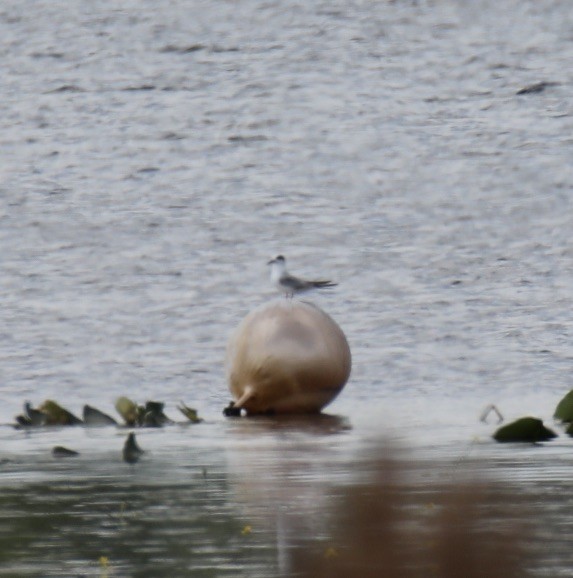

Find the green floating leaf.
xmin=39 ymin=400 xmax=83 ymax=426
xmin=83 ymin=405 xmax=118 ymax=427
xmin=123 ymin=433 xmax=144 ymax=464
xmin=52 ymin=446 xmax=80 ymax=458
xmin=14 ymin=402 xmax=47 ymax=428
xmin=115 ymin=398 xmax=174 ymax=427
xmin=141 ymin=401 xmax=173 ymax=427
xmin=493 ymin=417 xmax=557 ymax=443
xmin=115 ymin=397 xmax=142 ymax=426
xmin=554 ymin=390 xmax=573 ymax=422
xmin=177 ymin=402 xmax=203 ymax=423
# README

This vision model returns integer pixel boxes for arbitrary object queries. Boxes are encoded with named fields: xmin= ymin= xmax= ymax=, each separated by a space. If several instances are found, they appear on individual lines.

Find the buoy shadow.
xmin=224 ymin=412 xmax=352 ymax=436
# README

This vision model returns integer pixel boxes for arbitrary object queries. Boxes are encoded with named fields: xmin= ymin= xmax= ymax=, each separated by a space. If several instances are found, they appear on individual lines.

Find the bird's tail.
xmin=312 ymin=280 xmax=337 ymax=289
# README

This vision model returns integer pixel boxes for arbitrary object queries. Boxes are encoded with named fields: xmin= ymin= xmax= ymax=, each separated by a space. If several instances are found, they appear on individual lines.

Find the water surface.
xmin=1 ymin=0 xmax=573 ymax=575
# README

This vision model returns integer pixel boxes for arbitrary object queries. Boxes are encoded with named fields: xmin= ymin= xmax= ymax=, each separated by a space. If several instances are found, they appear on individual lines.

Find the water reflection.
xmin=224 ymin=414 xmax=354 ymax=576
xmin=288 ymin=452 xmax=533 ymax=578
xmin=0 ymin=418 xmax=571 ymax=576
xmin=0 ymin=416 xmax=351 ymax=577
xmin=224 ymin=413 xmax=352 ymax=437
xmin=0 ymin=451 xmax=276 ymax=577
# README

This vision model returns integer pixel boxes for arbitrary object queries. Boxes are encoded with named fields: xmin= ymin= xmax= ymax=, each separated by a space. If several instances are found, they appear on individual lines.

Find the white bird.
xmin=267 ymin=255 xmax=337 ymax=298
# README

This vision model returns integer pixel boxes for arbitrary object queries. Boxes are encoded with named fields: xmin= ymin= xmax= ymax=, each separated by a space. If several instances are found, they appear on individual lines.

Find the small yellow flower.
xmin=324 ymin=547 xmax=338 ymax=559
xmin=241 ymin=525 xmax=252 ymax=535
xmin=99 ymin=556 xmax=109 ymax=568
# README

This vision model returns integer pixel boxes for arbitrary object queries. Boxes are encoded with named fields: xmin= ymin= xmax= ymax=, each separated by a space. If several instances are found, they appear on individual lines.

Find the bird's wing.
xmin=280 ymin=274 xmax=313 ymax=291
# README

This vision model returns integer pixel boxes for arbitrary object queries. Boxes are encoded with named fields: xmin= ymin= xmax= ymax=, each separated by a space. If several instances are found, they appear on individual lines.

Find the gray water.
xmin=1 ymin=0 xmax=573 ymax=575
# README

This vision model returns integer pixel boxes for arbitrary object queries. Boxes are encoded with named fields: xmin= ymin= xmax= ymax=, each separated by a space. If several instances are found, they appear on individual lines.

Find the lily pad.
xmin=141 ymin=401 xmax=172 ymax=427
xmin=177 ymin=402 xmax=203 ymax=423
xmin=52 ymin=446 xmax=80 ymax=458
xmin=123 ymin=432 xmax=144 ymax=464
xmin=115 ymin=397 xmax=141 ymax=426
xmin=83 ymin=405 xmax=118 ymax=426
xmin=39 ymin=400 xmax=83 ymax=426
xmin=493 ymin=417 xmax=557 ymax=443
xmin=554 ymin=390 xmax=573 ymax=423
xmin=14 ymin=402 xmax=47 ymax=427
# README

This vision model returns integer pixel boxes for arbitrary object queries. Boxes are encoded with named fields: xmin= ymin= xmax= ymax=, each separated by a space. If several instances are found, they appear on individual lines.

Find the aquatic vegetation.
xmin=83 ymin=405 xmax=118 ymax=427
xmin=177 ymin=402 xmax=204 ymax=423
xmin=122 ymin=433 xmax=144 ymax=464
xmin=14 ymin=398 xmax=203 ymax=429
xmin=479 ymin=404 xmax=503 ymax=424
xmin=516 ymin=81 xmax=558 ymax=95
xmin=114 ymin=398 xmax=178 ymax=427
xmin=15 ymin=402 xmax=47 ymax=427
xmin=493 ymin=417 xmax=557 ymax=443
xmin=114 ymin=397 xmax=140 ymax=427
xmin=553 ymin=390 xmax=573 ymax=423
xmin=40 ymin=400 xmax=83 ymax=426
xmin=14 ymin=401 xmax=82 ymax=427
xmin=52 ymin=446 xmax=80 ymax=458
xmin=98 ymin=555 xmax=110 ymax=578
xmin=141 ymin=401 xmax=173 ymax=427
xmin=323 ymin=547 xmax=338 ymax=560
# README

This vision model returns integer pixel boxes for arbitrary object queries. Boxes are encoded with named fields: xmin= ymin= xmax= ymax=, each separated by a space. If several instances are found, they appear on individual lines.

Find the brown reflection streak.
xmin=290 ymin=452 xmax=532 ymax=578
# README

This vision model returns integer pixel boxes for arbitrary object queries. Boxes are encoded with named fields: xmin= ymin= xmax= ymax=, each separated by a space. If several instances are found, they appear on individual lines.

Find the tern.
xmin=267 ymin=255 xmax=337 ymax=298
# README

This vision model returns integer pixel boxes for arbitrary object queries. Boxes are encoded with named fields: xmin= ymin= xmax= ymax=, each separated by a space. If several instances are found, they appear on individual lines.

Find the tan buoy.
xmin=226 ymin=300 xmax=351 ymax=415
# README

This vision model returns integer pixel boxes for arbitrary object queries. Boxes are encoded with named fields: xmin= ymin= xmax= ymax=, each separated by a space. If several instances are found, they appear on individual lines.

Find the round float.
xmin=226 ymin=300 xmax=351 ymax=415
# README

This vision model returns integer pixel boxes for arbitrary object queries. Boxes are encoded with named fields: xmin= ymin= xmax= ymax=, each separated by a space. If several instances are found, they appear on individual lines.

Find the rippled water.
xmin=1 ymin=0 xmax=573 ymax=575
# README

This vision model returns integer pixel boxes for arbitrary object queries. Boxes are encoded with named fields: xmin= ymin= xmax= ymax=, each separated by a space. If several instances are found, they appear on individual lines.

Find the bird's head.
xmin=267 ymin=255 xmax=286 ymax=266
